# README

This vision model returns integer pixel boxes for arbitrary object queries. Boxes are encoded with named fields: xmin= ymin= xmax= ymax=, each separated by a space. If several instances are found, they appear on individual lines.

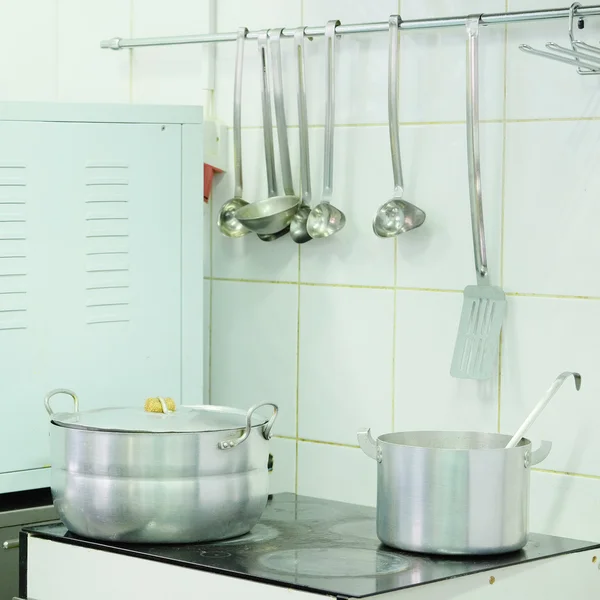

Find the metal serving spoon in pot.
xmin=372 ymin=15 xmax=425 ymax=238
xmin=217 ymin=27 xmax=251 ymax=238
xmin=306 ymin=20 xmax=346 ymax=239
xmin=290 ymin=27 xmax=313 ymax=244
xmin=505 ymin=371 xmax=581 ymax=449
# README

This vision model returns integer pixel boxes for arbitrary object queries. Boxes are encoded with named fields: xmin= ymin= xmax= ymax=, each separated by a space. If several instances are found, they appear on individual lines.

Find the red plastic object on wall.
xmin=203 ymin=163 xmax=223 ymax=203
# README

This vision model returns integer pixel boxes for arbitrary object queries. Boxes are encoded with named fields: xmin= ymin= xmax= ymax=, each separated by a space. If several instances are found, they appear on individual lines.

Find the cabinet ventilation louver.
xmin=0 ymin=164 xmax=27 ymax=331
xmin=84 ymin=162 xmax=130 ymax=326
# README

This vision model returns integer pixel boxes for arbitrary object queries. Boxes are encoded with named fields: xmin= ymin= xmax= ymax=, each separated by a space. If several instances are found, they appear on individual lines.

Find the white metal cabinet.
xmin=0 ymin=103 xmax=203 ymax=494
xmin=21 ymin=536 xmax=600 ymax=600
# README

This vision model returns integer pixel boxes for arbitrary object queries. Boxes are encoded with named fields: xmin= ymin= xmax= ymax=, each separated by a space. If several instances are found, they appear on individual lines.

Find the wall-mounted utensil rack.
xmin=100 ymin=4 xmax=600 ymax=50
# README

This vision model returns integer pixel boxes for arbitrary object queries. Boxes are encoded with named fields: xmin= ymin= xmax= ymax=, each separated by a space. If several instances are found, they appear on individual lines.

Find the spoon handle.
xmin=322 ymin=20 xmax=339 ymax=203
xmin=505 ymin=371 xmax=581 ymax=449
xmin=233 ymin=27 xmax=247 ymax=199
xmin=295 ymin=28 xmax=312 ymax=207
xmin=258 ymin=32 xmax=277 ymax=198
xmin=466 ymin=15 xmax=488 ymax=284
xmin=269 ymin=28 xmax=294 ymax=197
xmin=388 ymin=15 xmax=404 ymax=197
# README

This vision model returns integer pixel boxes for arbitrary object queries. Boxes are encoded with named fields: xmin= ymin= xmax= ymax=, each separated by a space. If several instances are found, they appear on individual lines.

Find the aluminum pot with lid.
xmin=45 ymin=388 xmax=278 ymax=544
xmin=358 ymin=428 xmax=552 ymax=556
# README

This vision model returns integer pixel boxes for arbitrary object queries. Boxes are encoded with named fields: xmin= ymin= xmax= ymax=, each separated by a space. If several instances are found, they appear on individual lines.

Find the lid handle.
xmin=144 ymin=396 xmax=176 ymax=413
xmin=44 ymin=389 xmax=79 ymax=417
xmin=218 ymin=402 xmax=279 ymax=450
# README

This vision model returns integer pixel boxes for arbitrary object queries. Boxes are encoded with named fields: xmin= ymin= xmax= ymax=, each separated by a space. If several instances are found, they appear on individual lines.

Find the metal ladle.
xmin=235 ymin=31 xmax=300 ymax=237
xmin=306 ymin=20 xmax=346 ymax=239
xmin=217 ymin=27 xmax=250 ymax=238
xmin=256 ymin=29 xmax=291 ymax=242
xmin=372 ymin=15 xmax=426 ymax=238
xmin=505 ymin=371 xmax=582 ymax=449
xmin=290 ymin=27 xmax=312 ymax=244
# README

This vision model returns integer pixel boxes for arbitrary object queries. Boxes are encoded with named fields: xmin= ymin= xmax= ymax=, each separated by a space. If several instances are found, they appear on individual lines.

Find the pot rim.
xmin=377 ymin=430 xmax=532 ymax=451
xmin=49 ymin=404 xmax=271 ymax=434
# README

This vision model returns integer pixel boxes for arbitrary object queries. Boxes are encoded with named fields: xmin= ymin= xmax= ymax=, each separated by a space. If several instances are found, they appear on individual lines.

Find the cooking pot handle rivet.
xmin=528 ymin=440 xmax=552 ymax=467
xmin=44 ymin=389 xmax=79 ymax=416
xmin=217 ymin=402 xmax=279 ymax=450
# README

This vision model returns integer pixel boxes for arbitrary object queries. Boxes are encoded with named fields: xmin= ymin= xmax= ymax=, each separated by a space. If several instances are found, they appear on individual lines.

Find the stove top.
xmin=24 ymin=493 xmax=600 ymax=598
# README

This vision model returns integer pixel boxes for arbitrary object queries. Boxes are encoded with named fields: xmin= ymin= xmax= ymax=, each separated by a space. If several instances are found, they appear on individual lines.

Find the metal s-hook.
xmin=567 ymin=2 xmax=598 ymax=74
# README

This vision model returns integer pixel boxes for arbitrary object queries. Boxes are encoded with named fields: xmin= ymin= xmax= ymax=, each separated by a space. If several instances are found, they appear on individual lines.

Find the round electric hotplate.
xmin=328 ymin=519 xmax=377 ymax=541
xmin=258 ymin=547 xmax=412 ymax=578
xmin=214 ymin=523 xmax=280 ymax=546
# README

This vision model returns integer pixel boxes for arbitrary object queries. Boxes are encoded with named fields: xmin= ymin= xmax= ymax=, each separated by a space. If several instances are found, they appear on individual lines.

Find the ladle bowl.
xmin=372 ymin=198 xmax=426 ymax=238
xmin=290 ymin=205 xmax=312 ymax=243
xmin=236 ymin=196 xmax=300 ymax=235
xmin=218 ymin=197 xmax=250 ymax=238
xmin=306 ymin=202 xmax=345 ymax=238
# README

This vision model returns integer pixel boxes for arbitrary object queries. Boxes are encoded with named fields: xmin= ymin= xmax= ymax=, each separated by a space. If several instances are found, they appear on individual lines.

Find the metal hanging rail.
xmin=100 ymin=4 xmax=600 ymax=50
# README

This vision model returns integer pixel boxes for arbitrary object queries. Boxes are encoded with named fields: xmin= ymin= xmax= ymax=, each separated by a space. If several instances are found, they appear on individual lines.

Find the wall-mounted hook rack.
xmin=520 ymin=2 xmax=600 ymax=74
xmin=100 ymin=4 xmax=600 ymax=50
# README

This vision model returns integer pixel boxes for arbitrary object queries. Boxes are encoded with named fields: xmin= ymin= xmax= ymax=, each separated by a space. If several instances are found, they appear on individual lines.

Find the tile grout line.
xmin=532 ymin=467 xmax=600 ymax=482
xmin=297 ymin=437 xmax=359 ymax=450
xmin=129 ymin=0 xmax=134 ymax=102
xmin=391 ymin=245 xmax=398 ymax=431
xmin=280 ymin=436 xmax=600 ymax=479
xmin=273 ymin=436 xmax=600 ymax=478
xmin=497 ymin=17 xmax=509 ymax=434
xmin=294 ymin=229 xmax=302 ymax=495
xmin=239 ymin=120 xmax=502 ymax=131
xmin=392 ymin=3 xmax=400 ymax=432
xmin=207 ymin=170 xmax=214 ymax=405
xmin=55 ymin=0 xmax=60 ymax=100
xmin=294 ymin=2 xmax=303 ymax=488
xmin=237 ymin=115 xmax=600 ymax=131
xmin=209 ymin=278 xmax=600 ymax=301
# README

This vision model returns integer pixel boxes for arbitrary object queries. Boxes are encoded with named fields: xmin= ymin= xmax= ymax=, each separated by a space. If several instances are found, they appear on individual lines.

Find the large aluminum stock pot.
xmin=45 ymin=389 xmax=278 ymax=544
xmin=358 ymin=428 xmax=552 ymax=556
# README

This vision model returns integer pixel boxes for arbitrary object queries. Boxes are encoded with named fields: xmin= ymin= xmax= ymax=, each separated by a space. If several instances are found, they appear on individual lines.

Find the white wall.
xmin=6 ymin=0 xmax=600 ymax=543
xmin=209 ymin=0 xmax=600 ymax=544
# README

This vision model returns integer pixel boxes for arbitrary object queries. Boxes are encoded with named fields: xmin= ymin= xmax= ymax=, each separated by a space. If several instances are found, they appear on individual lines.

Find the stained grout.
xmin=208 ymin=277 xmax=600 ymax=301
xmin=532 ymin=467 xmax=600 ymax=482
xmin=497 ymin=19 xmax=509 ymax=434
xmin=128 ymin=0 xmax=134 ymax=103
xmin=273 ymin=436 xmax=600 ymax=481
xmin=297 ymin=437 xmax=360 ymax=450
xmin=207 ymin=185 xmax=214 ymax=405
xmin=232 ymin=115 xmax=600 ymax=132
xmin=294 ymin=241 xmax=301 ymax=495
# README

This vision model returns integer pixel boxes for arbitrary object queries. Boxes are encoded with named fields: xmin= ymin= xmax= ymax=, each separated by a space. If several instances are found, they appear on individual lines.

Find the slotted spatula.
xmin=450 ymin=15 xmax=506 ymax=380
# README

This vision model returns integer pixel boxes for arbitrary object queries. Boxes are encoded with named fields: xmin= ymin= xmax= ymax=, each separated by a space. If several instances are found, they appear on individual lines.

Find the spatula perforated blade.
xmin=450 ymin=284 xmax=506 ymax=380
xmin=451 ymin=16 xmax=506 ymax=381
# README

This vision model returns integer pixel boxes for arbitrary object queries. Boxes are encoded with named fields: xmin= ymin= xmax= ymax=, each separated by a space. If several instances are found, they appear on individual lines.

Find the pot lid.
xmin=50 ymin=403 xmax=268 ymax=434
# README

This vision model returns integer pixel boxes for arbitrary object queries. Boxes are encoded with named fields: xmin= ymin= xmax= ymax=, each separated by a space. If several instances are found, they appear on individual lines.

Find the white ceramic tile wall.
xmin=209 ymin=0 xmax=600 ymax=542
xmin=6 ymin=0 xmax=600 ymax=543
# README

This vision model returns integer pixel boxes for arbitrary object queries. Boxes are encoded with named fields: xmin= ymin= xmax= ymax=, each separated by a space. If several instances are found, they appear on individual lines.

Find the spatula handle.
xmin=466 ymin=15 xmax=488 ymax=285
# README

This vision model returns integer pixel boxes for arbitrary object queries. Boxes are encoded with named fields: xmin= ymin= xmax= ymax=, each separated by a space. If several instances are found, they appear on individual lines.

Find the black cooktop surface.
xmin=24 ymin=493 xmax=600 ymax=598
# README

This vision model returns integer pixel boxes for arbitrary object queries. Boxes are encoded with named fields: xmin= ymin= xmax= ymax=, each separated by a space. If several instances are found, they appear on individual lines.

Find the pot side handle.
xmin=218 ymin=402 xmax=279 ymax=450
xmin=530 ymin=440 xmax=552 ymax=466
xmin=357 ymin=428 xmax=381 ymax=462
xmin=44 ymin=389 xmax=79 ymax=417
